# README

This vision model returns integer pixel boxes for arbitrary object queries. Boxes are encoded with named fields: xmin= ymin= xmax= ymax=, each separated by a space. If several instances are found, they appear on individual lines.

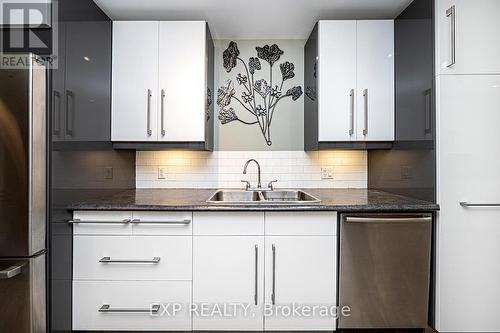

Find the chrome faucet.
xmin=242 ymin=159 xmax=261 ymax=189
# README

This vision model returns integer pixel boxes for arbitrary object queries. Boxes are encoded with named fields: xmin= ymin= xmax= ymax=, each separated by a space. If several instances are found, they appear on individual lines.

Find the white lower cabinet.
xmin=193 ymin=236 xmax=265 ymax=331
xmin=73 ymin=280 xmax=192 ymax=331
xmin=73 ymin=211 xmax=338 ymax=331
xmin=264 ymin=236 xmax=337 ymax=331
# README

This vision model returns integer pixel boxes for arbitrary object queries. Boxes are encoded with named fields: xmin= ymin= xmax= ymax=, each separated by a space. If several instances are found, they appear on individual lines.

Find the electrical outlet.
xmin=103 ymin=167 xmax=113 ymax=180
xmin=401 ymin=166 xmax=414 ymax=180
xmin=321 ymin=167 xmax=334 ymax=180
xmin=158 ymin=167 xmax=167 ymax=179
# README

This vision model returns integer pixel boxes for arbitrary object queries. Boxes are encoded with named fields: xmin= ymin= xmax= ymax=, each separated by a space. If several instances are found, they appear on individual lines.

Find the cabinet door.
xmin=112 ymin=21 xmax=159 ymax=141
xmin=356 ymin=20 xmax=394 ymax=141
xmin=317 ymin=21 xmax=357 ymax=142
xmin=436 ymin=0 xmax=500 ymax=75
xmin=65 ymin=21 xmax=111 ymax=141
xmin=265 ymin=236 xmax=337 ymax=331
xmin=436 ymin=75 xmax=500 ymax=332
xmin=158 ymin=21 xmax=206 ymax=142
xmin=52 ymin=22 xmax=66 ymax=142
xmin=193 ymin=236 xmax=264 ymax=330
xmin=395 ymin=3 xmax=434 ymax=142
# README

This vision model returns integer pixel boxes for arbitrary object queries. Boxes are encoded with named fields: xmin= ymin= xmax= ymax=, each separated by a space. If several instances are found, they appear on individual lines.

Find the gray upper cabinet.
xmin=52 ymin=20 xmax=112 ymax=143
xmin=52 ymin=23 xmax=66 ymax=142
xmin=395 ymin=1 xmax=434 ymax=143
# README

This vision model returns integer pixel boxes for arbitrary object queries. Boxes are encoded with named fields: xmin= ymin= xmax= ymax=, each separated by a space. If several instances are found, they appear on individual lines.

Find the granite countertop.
xmin=68 ymin=188 xmax=439 ymax=212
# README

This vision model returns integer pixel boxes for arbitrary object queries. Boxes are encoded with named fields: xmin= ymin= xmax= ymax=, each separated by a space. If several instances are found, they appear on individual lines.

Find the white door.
xmin=264 ymin=236 xmax=337 ymax=331
xmin=112 ymin=21 xmax=159 ymax=141
xmin=318 ymin=20 xmax=357 ymax=142
xmin=158 ymin=21 xmax=206 ymax=142
xmin=436 ymin=0 xmax=500 ymax=75
xmin=356 ymin=20 xmax=394 ymax=141
xmin=193 ymin=236 xmax=265 ymax=330
xmin=436 ymin=75 xmax=500 ymax=332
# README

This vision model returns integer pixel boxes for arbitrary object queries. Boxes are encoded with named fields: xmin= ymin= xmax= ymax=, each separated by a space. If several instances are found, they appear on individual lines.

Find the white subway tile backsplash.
xmin=136 ymin=150 xmax=367 ymax=189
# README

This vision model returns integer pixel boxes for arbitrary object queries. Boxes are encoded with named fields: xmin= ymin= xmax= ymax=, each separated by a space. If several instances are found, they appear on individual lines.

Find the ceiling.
xmin=93 ymin=0 xmax=413 ymax=39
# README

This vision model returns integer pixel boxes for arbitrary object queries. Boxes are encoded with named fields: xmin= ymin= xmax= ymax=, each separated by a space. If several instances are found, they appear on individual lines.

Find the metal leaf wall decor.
xmin=218 ymin=41 xmax=303 ymax=146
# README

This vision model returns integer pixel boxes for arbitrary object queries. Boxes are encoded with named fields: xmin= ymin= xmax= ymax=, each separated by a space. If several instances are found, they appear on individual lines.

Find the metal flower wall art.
xmin=218 ymin=41 xmax=303 ymax=146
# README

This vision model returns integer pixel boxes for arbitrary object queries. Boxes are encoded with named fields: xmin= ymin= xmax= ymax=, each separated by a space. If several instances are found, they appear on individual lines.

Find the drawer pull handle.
xmin=131 ymin=218 xmax=191 ymax=225
xmin=67 ymin=219 xmax=131 ymax=224
xmin=99 ymin=304 xmax=160 ymax=314
xmin=99 ymin=257 xmax=161 ymax=263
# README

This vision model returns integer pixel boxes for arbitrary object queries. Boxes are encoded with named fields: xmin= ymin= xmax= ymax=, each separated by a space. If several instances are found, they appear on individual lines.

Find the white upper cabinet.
xmin=356 ymin=20 xmax=395 ymax=141
xmin=112 ymin=21 xmax=159 ymax=141
xmin=158 ymin=21 xmax=206 ymax=142
xmin=112 ymin=21 xmax=211 ymax=144
xmin=316 ymin=20 xmax=394 ymax=143
xmin=318 ymin=21 xmax=357 ymax=142
xmin=436 ymin=0 xmax=500 ymax=75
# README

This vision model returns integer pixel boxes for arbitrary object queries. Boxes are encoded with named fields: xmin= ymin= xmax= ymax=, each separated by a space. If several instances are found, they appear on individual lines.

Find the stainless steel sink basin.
xmin=206 ymin=190 xmax=262 ymax=204
xmin=206 ymin=189 xmax=321 ymax=205
xmin=261 ymin=190 xmax=321 ymax=203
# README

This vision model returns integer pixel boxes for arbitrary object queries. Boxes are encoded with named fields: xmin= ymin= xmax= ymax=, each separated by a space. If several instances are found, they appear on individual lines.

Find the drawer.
xmin=73 ymin=236 xmax=192 ymax=281
xmin=73 ymin=280 xmax=192 ymax=331
xmin=73 ymin=211 xmax=132 ymax=235
xmin=265 ymin=212 xmax=337 ymax=235
xmin=132 ymin=212 xmax=192 ymax=235
xmin=193 ymin=212 xmax=264 ymax=235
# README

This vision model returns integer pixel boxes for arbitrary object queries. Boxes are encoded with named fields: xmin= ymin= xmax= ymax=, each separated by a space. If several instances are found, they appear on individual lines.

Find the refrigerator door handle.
xmin=0 ymin=262 xmax=25 ymax=279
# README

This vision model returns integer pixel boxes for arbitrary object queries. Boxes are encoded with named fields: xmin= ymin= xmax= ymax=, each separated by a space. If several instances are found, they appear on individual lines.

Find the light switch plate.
xmin=103 ymin=167 xmax=113 ymax=180
xmin=321 ymin=167 xmax=334 ymax=180
xmin=158 ymin=167 xmax=167 ymax=179
xmin=401 ymin=166 xmax=414 ymax=180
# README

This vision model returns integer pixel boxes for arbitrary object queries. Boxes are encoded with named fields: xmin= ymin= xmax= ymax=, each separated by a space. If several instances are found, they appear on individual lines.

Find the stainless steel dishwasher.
xmin=338 ymin=213 xmax=432 ymax=329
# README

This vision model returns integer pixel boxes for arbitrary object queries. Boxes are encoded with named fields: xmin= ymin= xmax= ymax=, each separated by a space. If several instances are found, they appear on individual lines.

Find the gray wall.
xmin=215 ymin=39 xmax=305 ymax=151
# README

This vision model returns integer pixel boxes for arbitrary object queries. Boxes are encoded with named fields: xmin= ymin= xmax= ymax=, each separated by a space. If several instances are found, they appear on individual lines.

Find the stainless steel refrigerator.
xmin=0 ymin=54 xmax=47 ymax=333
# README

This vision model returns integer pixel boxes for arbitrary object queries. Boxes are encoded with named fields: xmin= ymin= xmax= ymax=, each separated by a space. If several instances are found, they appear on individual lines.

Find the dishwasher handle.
xmin=345 ymin=216 xmax=431 ymax=223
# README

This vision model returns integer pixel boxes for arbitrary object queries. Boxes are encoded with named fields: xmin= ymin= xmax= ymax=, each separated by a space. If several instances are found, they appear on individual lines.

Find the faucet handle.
xmin=267 ymin=180 xmax=278 ymax=191
xmin=241 ymin=180 xmax=251 ymax=191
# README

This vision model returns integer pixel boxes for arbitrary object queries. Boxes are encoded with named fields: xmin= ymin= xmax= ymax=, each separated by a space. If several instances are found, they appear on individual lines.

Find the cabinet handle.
xmin=130 ymin=218 xmax=191 ymax=225
xmin=349 ymin=89 xmax=355 ymax=136
xmin=271 ymin=244 xmax=276 ymax=305
xmin=147 ymin=89 xmax=152 ymax=136
xmin=99 ymin=304 xmax=160 ymax=314
xmin=0 ymin=262 xmax=25 ymax=279
xmin=254 ymin=245 xmax=258 ymax=306
xmin=65 ymin=90 xmax=74 ymax=137
xmin=67 ymin=219 xmax=131 ymax=224
xmin=161 ymin=89 xmax=166 ymax=137
xmin=424 ymin=89 xmax=432 ymax=134
xmin=362 ymin=89 xmax=368 ymax=136
xmin=460 ymin=202 xmax=500 ymax=208
xmin=99 ymin=256 xmax=160 ymax=263
xmin=53 ymin=90 xmax=61 ymax=136
xmin=446 ymin=5 xmax=456 ymax=67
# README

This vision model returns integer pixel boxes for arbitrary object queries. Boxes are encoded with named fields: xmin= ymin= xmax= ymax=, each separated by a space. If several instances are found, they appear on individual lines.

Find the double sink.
xmin=207 ymin=189 xmax=321 ymax=205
